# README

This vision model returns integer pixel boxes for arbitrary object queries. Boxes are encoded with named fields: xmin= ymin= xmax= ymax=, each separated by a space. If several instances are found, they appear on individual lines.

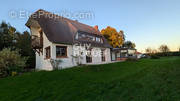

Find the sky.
xmin=0 ymin=0 xmax=180 ymax=52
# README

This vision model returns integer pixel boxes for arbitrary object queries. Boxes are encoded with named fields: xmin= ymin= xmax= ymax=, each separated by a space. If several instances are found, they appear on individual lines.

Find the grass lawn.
xmin=0 ymin=57 xmax=180 ymax=101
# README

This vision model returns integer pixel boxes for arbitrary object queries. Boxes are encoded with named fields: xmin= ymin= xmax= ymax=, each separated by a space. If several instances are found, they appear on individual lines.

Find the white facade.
xmin=31 ymin=27 xmax=112 ymax=70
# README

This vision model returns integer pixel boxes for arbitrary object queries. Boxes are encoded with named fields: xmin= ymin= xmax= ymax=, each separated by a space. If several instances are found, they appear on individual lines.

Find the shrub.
xmin=126 ymin=57 xmax=138 ymax=62
xmin=11 ymin=71 xmax=17 ymax=76
xmin=0 ymin=48 xmax=28 ymax=77
xmin=50 ymin=59 xmax=63 ymax=70
xmin=155 ymin=52 xmax=180 ymax=57
xmin=151 ymin=54 xmax=160 ymax=59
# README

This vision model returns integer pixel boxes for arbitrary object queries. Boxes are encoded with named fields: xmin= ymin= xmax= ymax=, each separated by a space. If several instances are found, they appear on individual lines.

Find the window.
xmin=92 ymin=36 xmax=95 ymax=41
xmin=39 ymin=30 xmax=43 ymax=46
xmin=96 ymin=37 xmax=101 ymax=42
xmin=56 ymin=46 xmax=67 ymax=58
xmin=76 ymin=32 xmax=99 ymax=42
xmin=100 ymin=38 xmax=103 ymax=43
xmin=75 ymin=33 xmax=79 ymax=39
xmin=117 ymin=52 xmax=120 ymax=58
xmin=86 ymin=56 xmax=92 ymax=63
xmin=45 ymin=46 xmax=51 ymax=59
xmin=101 ymin=50 xmax=106 ymax=62
xmin=77 ymin=32 xmax=85 ymax=39
xmin=86 ymin=50 xmax=92 ymax=63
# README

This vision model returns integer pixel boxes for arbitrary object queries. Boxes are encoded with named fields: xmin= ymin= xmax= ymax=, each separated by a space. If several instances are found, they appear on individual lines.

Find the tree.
xmin=0 ymin=21 xmax=16 ymax=50
xmin=159 ymin=45 xmax=170 ymax=53
xmin=0 ymin=21 xmax=35 ymax=69
xmin=145 ymin=47 xmax=157 ymax=54
xmin=122 ymin=41 xmax=136 ymax=48
xmin=159 ymin=45 xmax=170 ymax=56
xmin=101 ymin=26 xmax=124 ymax=48
xmin=16 ymin=31 xmax=35 ymax=68
xmin=145 ymin=47 xmax=158 ymax=57
xmin=145 ymin=47 xmax=152 ymax=54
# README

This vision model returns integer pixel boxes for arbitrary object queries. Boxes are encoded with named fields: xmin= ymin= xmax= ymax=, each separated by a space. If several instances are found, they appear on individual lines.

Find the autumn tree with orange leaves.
xmin=101 ymin=26 xmax=124 ymax=48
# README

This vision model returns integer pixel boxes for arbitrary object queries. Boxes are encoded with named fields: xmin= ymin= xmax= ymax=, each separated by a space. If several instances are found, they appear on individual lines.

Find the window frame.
xmin=96 ymin=37 xmax=101 ymax=42
xmin=56 ymin=46 xmax=67 ymax=58
xmin=86 ymin=49 xmax=92 ymax=63
xmin=100 ymin=38 xmax=104 ymax=43
xmin=45 ymin=46 xmax=51 ymax=59
xmin=75 ymin=32 xmax=79 ymax=39
xmin=76 ymin=31 xmax=103 ymax=43
xmin=86 ymin=56 xmax=92 ymax=63
xmin=101 ymin=50 xmax=106 ymax=62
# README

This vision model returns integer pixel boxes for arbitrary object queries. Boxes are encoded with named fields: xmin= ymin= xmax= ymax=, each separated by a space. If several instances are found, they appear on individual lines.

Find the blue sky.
xmin=0 ymin=0 xmax=180 ymax=52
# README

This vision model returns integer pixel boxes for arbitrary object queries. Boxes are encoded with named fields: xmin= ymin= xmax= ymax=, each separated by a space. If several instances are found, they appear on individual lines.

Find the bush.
xmin=155 ymin=52 xmax=180 ymax=57
xmin=0 ymin=48 xmax=28 ymax=77
xmin=126 ymin=57 xmax=138 ymax=62
xmin=50 ymin=59 xmax=63 ymax=70
xmin=151 ymin=54 xmax=160 ymax=59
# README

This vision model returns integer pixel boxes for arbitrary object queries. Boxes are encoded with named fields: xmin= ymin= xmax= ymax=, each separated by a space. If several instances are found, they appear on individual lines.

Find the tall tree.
xmin=145 ymin=47 xmax=157 ymax=55
xmin=0 ymin=21 xmax=35 ymax=68
xmin=101 ymin=26 xmax=124 ymax=48
xmin=16 ymin=31 xmax=35 ymax=68
xmin=0 ymin=21 xmax=16 ymax=50
xmin=145 ymin=47 xmax=152 ymax=54
xmin=122 ymin=41 xmax=136 ymax=48
xmin=159 ymin=45 xmax=170 ymax=53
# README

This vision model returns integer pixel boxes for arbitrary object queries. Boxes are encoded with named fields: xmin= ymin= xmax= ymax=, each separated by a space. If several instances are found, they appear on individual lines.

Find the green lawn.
xmin=0 ymin=57 xmax=180 ymax=101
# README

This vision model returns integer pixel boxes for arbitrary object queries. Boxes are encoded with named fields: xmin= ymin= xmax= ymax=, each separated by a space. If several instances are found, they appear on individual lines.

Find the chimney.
xmin=94 ymin=25 xmax=98 ymax=31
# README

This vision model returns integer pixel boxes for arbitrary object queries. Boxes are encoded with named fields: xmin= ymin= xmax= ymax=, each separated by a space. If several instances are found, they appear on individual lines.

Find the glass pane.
xmin=56 ymin=46 xmax=66 ymax=57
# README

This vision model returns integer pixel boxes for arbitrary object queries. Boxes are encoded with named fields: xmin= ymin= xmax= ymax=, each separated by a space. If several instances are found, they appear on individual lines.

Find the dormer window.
xmin=81 ymin=34 xmax=85 ymax=37
xmin=75 ymin=31 xmax=104 ymax=43
xmin=96 ymin=37 xmax=101 ymax=42
xmin=75 ymin=33 xmax=79 ymax=39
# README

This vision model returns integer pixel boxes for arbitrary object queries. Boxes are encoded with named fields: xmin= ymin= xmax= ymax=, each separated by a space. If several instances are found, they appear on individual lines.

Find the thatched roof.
xmin=26 ymin=9 xmax=111 ymax=48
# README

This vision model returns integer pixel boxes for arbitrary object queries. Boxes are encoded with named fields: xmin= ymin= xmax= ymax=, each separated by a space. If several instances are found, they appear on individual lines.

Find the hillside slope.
xmin=0 ymin=57 xmax=180 ymax=101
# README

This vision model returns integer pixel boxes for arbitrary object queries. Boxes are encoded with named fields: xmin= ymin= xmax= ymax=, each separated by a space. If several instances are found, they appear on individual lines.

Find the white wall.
xmin=128 ymin=49 xmax=136 ymax=54
xmin=34 ymin=29 xmax=53 ymax=70
xmin=81 ymin=47 xmax=111 ymax=65
xmin=52 ymin=43 xmax=77 ymax=69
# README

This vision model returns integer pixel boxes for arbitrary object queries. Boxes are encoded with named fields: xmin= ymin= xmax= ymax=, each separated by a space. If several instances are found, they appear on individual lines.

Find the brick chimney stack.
xmin=94 ymin=25 xmax=98 ymax=31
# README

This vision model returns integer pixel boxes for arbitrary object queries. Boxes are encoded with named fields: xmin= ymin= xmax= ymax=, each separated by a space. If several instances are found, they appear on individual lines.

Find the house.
xmin=111 ymin=48 xmax=137 ymax=61
xmin=136 ymin=52 xmax=143 ymax=59
xmin=26 ymin=9 xmax=112 ymax=70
